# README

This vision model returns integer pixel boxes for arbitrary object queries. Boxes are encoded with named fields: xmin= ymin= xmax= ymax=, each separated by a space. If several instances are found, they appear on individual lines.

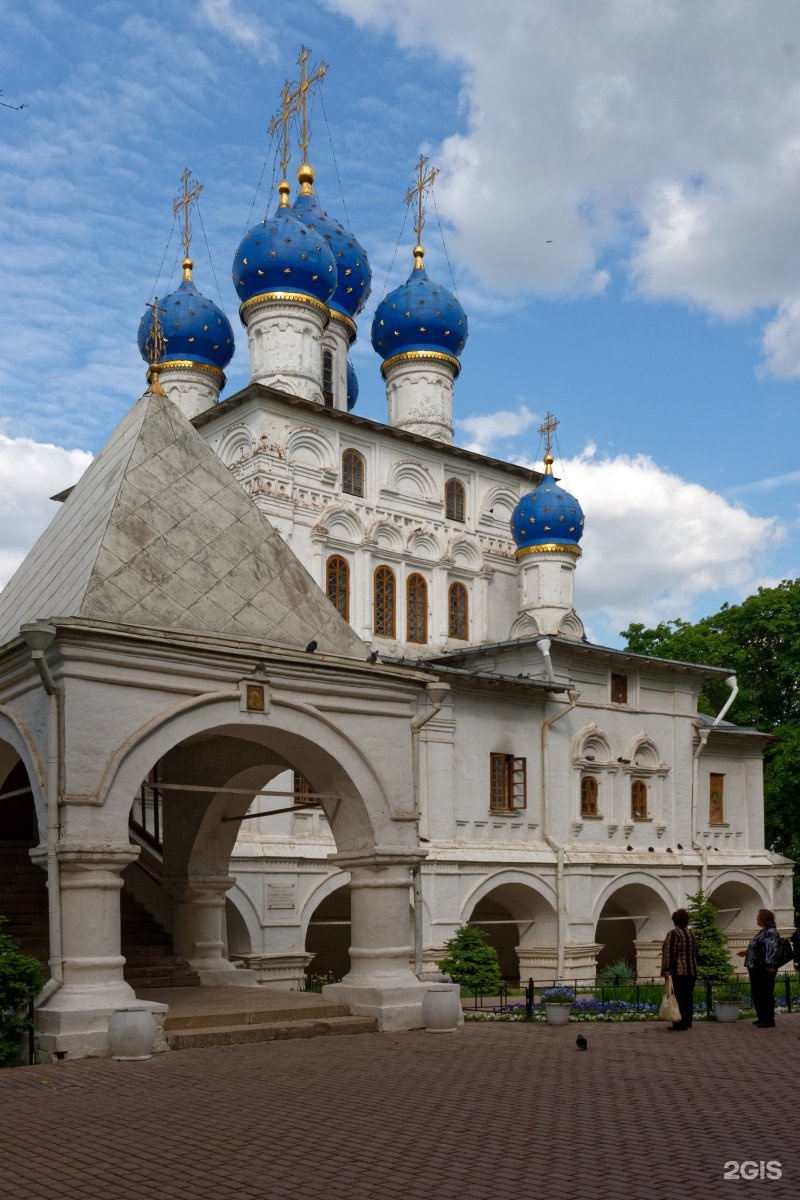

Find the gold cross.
xmin=144 ymin=298 xmax=168 ymax=394
xmin=538 ymin=411 xmax=560 ymax=457
xmin=286 ymin=46 xmax=328 ymax=165
xmin=268 ymin=79 xmax=296 ymax=181
xmin=405 ymin=155 xmax=439 ymax=246
xmin=172 ymin=168 xmax=203 ymax=260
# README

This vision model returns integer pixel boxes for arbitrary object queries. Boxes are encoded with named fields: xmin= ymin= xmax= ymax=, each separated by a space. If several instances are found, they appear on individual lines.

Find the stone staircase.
xmin=0 ymin=842 xmax=199 ymax=988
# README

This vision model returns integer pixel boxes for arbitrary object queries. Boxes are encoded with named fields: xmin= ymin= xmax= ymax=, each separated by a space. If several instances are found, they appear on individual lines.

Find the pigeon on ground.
xmin=576 ymin=1034 xmax=588 ymax=1051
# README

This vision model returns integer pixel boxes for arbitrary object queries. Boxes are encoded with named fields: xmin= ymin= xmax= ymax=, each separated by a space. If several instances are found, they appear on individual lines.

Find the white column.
xmin=323 ymin=852 xmax=426 ymax=1030
xmin=243 ymin=296 xmax=329 ymax=403
xmin=159 ymin=363 xmax=223 ymax=419
xmin=518 ymin=548 xmax=580 ymax=635
xmin=170 ymin=875 xmax=254 ymax=986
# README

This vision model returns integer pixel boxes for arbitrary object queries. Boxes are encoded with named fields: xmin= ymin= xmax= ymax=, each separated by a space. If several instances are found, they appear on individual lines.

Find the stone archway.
xmin=593 ymin=878 xmax=674 ymax=979
xmin=707 ymin=876 xmax=771 ymax=974
xmin=462 ymin=874 xmax=558 ymax=984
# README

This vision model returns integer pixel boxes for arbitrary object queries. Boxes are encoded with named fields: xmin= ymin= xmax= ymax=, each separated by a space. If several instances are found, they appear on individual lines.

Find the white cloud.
xmin=758 ymin=300 xmax=800 ymax=380
xmin=328 ymin=0 xmax=800 ymax=372
xmin=0 ymin=435 xmax=92 ymax=589
xmin=197 ymin=0 xmax=278 ymax=63
xmin=456 ymin=405 xmax=539 ymax=454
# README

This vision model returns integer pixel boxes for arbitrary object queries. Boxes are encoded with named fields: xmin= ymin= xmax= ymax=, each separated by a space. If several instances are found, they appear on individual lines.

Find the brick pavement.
xmin=1 ymin=1017 xmax=798 ymax=1200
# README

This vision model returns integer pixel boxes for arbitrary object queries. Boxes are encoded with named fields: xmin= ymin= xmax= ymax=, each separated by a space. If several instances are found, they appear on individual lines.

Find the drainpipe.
xmin=411 ymin=681 xmax=451 ymax=976
xmin=20 ymin=624 xmax=63 ymax=996
xmin=538 ymin=640 xmax=580 ymax=978
xmin=690 ymin=675 xmax=738 ymax=894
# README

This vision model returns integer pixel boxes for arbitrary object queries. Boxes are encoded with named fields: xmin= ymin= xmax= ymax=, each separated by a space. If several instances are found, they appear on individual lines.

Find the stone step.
xmin=163 ymin=999 xmax=353 ymax=1031
xmin=125 ymin=973 xmax=201 ymax=989
xmin=166 ymin=1015 xmax=377 ymax=1050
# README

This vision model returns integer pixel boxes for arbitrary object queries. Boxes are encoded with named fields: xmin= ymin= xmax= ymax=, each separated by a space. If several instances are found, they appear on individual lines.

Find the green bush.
xmin=687 ymin=890 xmax=734 ymax=984
xmin=0 ymin=919 xmax=45 ymax=1068
xmin=438 ymin=924 xmax=503 ymax=996
xmin=597 ymin=958 xmax=636 ymax=985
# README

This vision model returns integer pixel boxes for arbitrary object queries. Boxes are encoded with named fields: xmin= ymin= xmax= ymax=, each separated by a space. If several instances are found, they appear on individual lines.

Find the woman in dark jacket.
xmin=738 ymin=908 xmax=781 ymax=1028
xmin=661 ymin=908 xmax=699 ymax=1030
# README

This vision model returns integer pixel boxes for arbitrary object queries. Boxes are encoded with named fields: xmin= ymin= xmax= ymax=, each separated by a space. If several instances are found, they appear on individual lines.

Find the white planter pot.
xmin=714 ymin=1002 xmax=742 ymax=1023
xmin=421 ymin=984 xmax=462 ymax=1033
xmin=544 ymin=1003 xmax=572 ymax=1025
xmin=108 ymin=1007 xmax=157 ymax=1060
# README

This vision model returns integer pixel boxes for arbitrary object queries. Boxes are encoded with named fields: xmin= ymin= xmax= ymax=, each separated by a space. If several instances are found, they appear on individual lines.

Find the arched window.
xmin=322 ymin=350 xmax=334 ymax=407
xmin=342 ymin=449 xmax=365 ymax=497
xmin=374 ymin=566 xmax=396 ymax=638
xmin=631 ymin=779 xmax=648 ymax=819
xmin=406 ymin=573 xmax=428 ymax=644
xmin=326 ymin=555 xmax=349 ymax=621
xmin=445 ymin=478 xmax=466 ymax=522
xmin=580 ymin=776 xmax=599 ymax=818
xmin=448 ymin=582 xmax=468 ymax=640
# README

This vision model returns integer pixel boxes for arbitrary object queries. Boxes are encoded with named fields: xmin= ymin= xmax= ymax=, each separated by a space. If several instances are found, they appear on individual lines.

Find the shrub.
xmin=597 ymin=958 xmax=636 ymax=986
xmin=687 ymin=889 xmax=734 ymax=984
xmin=0 ymin=919 xmax=45 ymax=1068
xmin=438 ymin=925 xmax=503 ymax=996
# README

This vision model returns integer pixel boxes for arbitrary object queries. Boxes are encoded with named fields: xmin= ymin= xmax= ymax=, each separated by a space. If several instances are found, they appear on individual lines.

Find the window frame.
xmin=580 ymin=775 xmax=599 ymax=818
xmin=406 ymin=573 xmax=428 ymax=644
xmin=342 ymin=448 xmax=365 ymax=497
xmin=373 ymin=565 xmax=396 ymax=639
xmin=610 ymin=673 xmax=628 ymax=704
xmin=322 ymin=349 xmax=334 ymax=407
xmin=489 ymin=753 xmax=527 ymax=812
xmin=326 ymin=555 xmax=350 ymax=622
xmin=709 ymin=772 xmax=725 ymax=824
xmin=447 ymin=581 xmax=468 ymax=640
xmin=631 ymin=778 xmax=648 ymax=820
xmin=445 ymin=477 xmax=466 ymax=523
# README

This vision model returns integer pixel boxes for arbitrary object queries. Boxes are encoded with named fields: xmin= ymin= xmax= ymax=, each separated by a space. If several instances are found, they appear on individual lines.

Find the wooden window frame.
xmin=448 ymin=581 xmax=468 ymax=640
xmin=445 ymin=478 xmax=466 ymax=523
xmin=611 ymin=673 xmax=628 ymax=704
xmin=580 ymin=775 xmax=599 ymax=818
xmin=342 ymin=449 xmax=365 ymax=497
xmin=293 ymin=771 xmax=311 ymax=804
xmin=489 ymin=753 xmax=527 ymax=812
xmin=709 ymin=773 xmax=725 ymax=825
xmin=374 ymin=565 xmax=396 ymax=639
xmin=326 ymin=555 xmax=350 ymax=621
xmin=406 ymin=573 xmax=428 ymax=644
xmin=631 ymin=778 xmax=648 ymax=820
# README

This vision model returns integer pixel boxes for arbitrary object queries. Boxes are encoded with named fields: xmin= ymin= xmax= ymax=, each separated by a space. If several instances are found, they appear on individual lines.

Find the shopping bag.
xmin=658 ymin=975 xmax=681 ymax=1022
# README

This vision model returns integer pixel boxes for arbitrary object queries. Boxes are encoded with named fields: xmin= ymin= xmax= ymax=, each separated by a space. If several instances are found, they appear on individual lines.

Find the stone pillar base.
xmin=232 ymin=953 xmax=315 ymax=989
xmin=322 ymin=980 xmax=427 ymax=1031
xmin=35 ymin=995 xmax=169 ymax=1063
xmin=188 ymin=962 xmax=257 ymax=987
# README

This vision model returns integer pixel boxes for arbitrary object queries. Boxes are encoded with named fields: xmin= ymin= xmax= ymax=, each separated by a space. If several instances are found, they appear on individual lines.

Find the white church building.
xmin=0 ymin=66 xmax=792 ymax=1059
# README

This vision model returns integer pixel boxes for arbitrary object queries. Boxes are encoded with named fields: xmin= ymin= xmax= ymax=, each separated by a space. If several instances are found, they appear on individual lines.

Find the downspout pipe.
xmin=411 ymin=681 xmax=450 ymax=977
xmin=691 ymin=675 xmax=738 ymax=894
xmin=538 ymin=640 xmax=580 ymax=979
xmin=20 ymin=624 xmax=63 ymax=996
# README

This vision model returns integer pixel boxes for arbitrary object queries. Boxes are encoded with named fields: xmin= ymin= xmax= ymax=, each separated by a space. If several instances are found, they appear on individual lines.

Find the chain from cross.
xmin=172 ymin=168 xmax=202 ymax=260
xmin=144 ymin=298 xmax=168 ymax=394
xmin=405 ymin=155 xmax=439 ymax=245
xmin=538 ymin=411 xmax=560 ymax=458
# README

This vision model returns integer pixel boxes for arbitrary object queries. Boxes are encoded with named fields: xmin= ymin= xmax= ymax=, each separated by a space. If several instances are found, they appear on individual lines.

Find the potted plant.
xmin=713 ymin=984 xmax=745 ymax=1023
xmin=541 ymin=986 xmax=575 ymax=1025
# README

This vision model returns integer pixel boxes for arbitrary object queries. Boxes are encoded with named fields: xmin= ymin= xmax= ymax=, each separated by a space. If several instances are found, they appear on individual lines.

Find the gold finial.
xmin=405 ymin=155 xmax=439 ymax=270
xmin=538 ymin=410 xmax=559 ymax=474
xmin=144 ymin=297 xmax=168 ymax=395
xmin=172 ymin=168 xmax=202 ymax=280
xmin=288 ymin=46 xmax=328 ymax=190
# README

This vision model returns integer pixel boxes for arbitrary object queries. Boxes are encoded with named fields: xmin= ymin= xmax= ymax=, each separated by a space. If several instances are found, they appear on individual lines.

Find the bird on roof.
xmin=305 ymin=640 xmax=318 ymax=653
xmin=576 ymin=1034 xmax=588 ymax=1050
xmin=369 ymin=650 xmax=379 ymax=662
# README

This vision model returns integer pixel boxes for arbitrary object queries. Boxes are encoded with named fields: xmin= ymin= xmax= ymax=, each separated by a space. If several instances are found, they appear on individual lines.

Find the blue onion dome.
xmin=293 ymin=163 xmax=371 ymax=330
xmin=232 ymin=180 xmax=337 ymax=314
xmin=137 ymin=259 xmax=234 ymax=373
xmin=346 ymin=357 xmax=359 ymax=411
xmin=370 ymin=244 xmax=468 ymax=374
xmin=510 ymin=454 xmax=585 ymax=557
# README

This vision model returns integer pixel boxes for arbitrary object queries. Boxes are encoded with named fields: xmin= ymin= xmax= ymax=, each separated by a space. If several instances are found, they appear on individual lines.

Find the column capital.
xmin=327 ymin=847 xmax=427 ymax=874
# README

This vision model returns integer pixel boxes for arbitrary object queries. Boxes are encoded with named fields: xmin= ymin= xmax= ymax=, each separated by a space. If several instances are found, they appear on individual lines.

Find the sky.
xmin=1 ymin=0 xmax=799 ymax=647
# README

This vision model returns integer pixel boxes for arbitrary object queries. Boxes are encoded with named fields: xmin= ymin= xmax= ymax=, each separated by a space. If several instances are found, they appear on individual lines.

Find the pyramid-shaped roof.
xmin=0 ymin=389 xmax=366 ymax=658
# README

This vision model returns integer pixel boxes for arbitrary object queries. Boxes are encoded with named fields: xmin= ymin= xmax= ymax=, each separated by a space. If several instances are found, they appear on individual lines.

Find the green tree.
xmin=0 ymin=919 xmax=44 ymax=1067
xmin=686 ymin=890 xmax=734 ymax=985
xmin=622 ymin=579 xmax=800 ymax=898
xmin=438 ymin=924 xmax=503 ymax=995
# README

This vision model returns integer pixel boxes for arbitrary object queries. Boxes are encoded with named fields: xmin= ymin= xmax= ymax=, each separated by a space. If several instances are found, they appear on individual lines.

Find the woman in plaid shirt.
xmin=661 ymin=908 xmax=699 ymax=1030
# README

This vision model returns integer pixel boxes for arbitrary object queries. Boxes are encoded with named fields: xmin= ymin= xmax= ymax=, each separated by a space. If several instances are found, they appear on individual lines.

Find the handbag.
xmin=659 ymin=975 xmax=682 ymax=1023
